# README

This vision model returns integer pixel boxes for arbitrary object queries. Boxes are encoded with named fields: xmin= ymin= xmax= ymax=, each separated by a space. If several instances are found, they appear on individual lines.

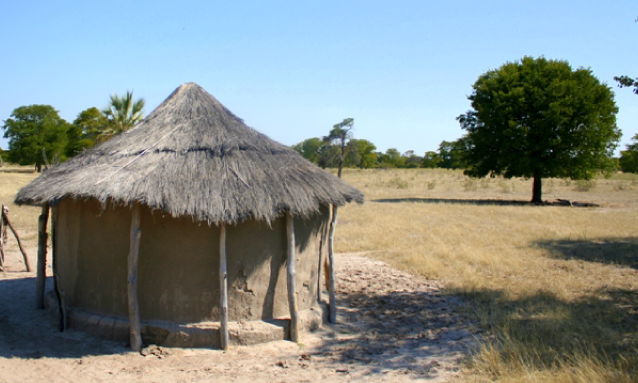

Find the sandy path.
xmin=0 ymin=241 xmax=478 ymax=383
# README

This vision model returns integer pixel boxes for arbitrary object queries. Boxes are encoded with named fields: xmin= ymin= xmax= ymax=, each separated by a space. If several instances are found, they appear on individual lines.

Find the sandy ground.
xmin=0 ymin=237 xmax=479 ymax=383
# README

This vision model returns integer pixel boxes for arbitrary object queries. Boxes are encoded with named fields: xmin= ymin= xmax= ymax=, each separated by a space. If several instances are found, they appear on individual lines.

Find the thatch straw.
xmin=15 ymin=83 xmax=364 ymax=224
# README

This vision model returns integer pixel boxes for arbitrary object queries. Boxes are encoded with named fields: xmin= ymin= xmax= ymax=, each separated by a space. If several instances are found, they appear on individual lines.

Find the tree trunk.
xmin=532 ymin=171 xmax=542 ymax=204
xmin=337 ymin=137 xmax=346 ymax=178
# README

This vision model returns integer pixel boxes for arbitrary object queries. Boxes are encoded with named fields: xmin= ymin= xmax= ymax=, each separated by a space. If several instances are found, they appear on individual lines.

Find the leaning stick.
xmin=3 ymin=205 xmax=32 ymax=272
xmin=328 ymin=205 xmax=338 ymax=323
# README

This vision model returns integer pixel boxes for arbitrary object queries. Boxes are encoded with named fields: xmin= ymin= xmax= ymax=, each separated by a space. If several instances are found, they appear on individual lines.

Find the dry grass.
xmin=335 ymin=168 xmax=638 ymax=382
xmin=4 ymin=166 xmax=638 ymax=381
xmin=0 ymin=167 xmax=40 ymax=242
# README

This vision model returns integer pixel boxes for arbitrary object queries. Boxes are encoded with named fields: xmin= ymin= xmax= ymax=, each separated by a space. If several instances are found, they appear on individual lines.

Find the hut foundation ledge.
xmin=44 ymin=291 xmax=326 ymax=348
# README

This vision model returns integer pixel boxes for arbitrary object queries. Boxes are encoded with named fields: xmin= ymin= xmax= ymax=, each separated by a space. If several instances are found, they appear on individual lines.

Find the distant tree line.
xmin=1 ymin=91 xmax=144 ymax=171
xmin=292 ymin=133 xmax=469 ymax=171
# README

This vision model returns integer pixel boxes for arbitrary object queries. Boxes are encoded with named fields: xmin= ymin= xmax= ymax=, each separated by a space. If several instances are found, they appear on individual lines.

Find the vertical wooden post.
xmin=0 ymin=210 xmax=4 ymax=271
xmin=51 ymin=206 xmax=67 ymax=331
xmin=219 ymin=223 xmax=229 ymax=350
xmin=35 ymin=203 xmax=49 ymax=309
xmin=286 ymin=213 xmax=300 ymax=343
xmin=328 ymin=205 xmax=338 ymax=323
xmin=127 ymin=205 xmax=142 ymax=352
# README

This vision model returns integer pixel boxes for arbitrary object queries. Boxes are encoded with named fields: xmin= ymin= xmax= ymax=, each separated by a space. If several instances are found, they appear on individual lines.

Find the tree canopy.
xmin=66 ymin=107 xmax=109 ymax=157
xmin=458 ymin=56 xmax=620 ymax=203
xmin=101 ymin=91 xmax=145 ymax=140
xmin=2 ymin=105 xmax=70 ymax=171
xmin=614 ymin=75 xmax=638 ymax=95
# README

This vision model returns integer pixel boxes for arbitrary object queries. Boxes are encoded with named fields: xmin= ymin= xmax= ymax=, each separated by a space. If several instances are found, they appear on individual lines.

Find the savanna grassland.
xmin=334 ymin=168 xmax=638 ymax=383
xmin=2 ymin=167 xmax=638 ymax=382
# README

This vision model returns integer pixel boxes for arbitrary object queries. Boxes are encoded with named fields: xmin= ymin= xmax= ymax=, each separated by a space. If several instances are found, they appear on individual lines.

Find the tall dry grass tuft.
xmin=336 ymin=168 xmax=638 ymax=382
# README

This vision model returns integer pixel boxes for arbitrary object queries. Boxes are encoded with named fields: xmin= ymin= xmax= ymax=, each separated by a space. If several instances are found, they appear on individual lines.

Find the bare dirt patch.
xmin=0 ymin=241 xmax=478 ymax=383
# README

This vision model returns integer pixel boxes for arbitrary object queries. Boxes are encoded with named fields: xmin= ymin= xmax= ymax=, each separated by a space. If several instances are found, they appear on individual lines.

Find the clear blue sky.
xmin=1 ymin=1 xmax=636 ymax=155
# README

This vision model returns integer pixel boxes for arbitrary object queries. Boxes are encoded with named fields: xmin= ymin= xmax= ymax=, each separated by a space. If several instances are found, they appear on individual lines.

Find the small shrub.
xmin=427 ymin=180 xmax=436 ymax=190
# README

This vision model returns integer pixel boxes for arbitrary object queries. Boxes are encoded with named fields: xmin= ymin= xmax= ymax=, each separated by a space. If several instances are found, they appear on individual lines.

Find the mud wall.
xmin=54 ymin=198 xmax=329 ymax=323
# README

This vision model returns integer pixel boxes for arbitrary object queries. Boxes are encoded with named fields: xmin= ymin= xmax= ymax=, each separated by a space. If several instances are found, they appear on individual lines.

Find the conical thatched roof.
xmin=15 ymin=83 xmax=363 ymax=224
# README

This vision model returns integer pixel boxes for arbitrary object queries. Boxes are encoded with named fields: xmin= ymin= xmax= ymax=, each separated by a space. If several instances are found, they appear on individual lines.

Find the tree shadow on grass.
xmin=453 ymin=286 xmax=638 ymax=372
xmin=372 ymin=198 xmax=598 ymax=207
xmin=535 ymin=237 xmax=638 ymax=270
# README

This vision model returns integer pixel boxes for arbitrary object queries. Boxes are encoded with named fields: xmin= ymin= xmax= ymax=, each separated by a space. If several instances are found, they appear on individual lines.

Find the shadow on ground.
xmin=0 ymin=256 xmax=479 ymax=381
xmin=372 ymin=197 xmax=598 ymax=207
xmin=0 ymin=276 xmax=127 ymax=359
xmin=306 ymin=257 xmax=480 ymax=378
xmin=536 ymin=237 xmax=638 ymax=270
xmin=454 ymin=286 xmax=638 ymax=369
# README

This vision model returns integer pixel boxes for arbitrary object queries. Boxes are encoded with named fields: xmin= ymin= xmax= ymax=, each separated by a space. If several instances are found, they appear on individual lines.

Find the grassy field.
xmin=3 ymin=166 xmax=638 ymax=382
xmin=335 ymin=168 xmax=638 ymax=383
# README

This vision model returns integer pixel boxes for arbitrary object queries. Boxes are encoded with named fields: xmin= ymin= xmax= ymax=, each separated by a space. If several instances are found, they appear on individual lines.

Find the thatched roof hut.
xmin=16 ymin=83 xmax=363 ymax=349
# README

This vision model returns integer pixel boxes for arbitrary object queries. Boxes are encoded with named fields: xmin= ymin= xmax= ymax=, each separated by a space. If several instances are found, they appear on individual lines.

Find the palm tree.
xmin=99 ymin=91 xmax=145 ymax=142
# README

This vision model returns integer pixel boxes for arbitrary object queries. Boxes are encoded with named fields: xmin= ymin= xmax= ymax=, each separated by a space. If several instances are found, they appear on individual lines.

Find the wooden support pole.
xmin=0 ymin=210 xmax=4 ymax=272
xmin=127 ymin=205 xmax=142 ymax=352
xmin=286 ymin=213 xmax=300 ymax=343
xmin=328 ymin=205 xmax=338 ymax=323
xmin=219 ymin=223 xmax=229 ymax=350
xmin=4 ymin=206 xmax=32 ymax=272
xmin=51 ymin=206 xmax=67 ymax=331
xmin=35 ymin=204 xmax=49 ymax=308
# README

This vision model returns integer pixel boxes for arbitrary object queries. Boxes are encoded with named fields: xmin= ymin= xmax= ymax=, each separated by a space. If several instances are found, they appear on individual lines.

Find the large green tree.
xmin=2 ymin=105 xmax=70 ymax=171
xmin=347 ymin=139 xmax=377 ymax=168
xmin=458 ymin=57 xmax=620 ymax=203
xmin=100 ymin=91 xmax=145 ymax=140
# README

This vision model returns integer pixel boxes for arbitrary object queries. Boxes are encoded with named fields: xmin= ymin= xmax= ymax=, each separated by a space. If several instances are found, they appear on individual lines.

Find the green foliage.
xmin=422 ymin=151 xmax=442 ymax=168
xmin=619 ymin=151 xmax=638 ymax=173
xmin=66 ymin=107 xmax=110 ymax=157
xmin=292 ymin=137 xmax=324 ymax=164
xmin=347 ymin=139 xmax=377 ymax=168
xmin=437 ymin=140 xmax=467 ymax=169
xmin=458 ymin=56 xmax=620 ymax=202
xmin=100 ymin=91 xmax=145 ymax=140
xmin=614 ymin=75 xmax=638 ymax=95
xmin=377 ymin=148 xmax=405 ymax=168
xmin=402 ymin=150 xmax=423 ymax=168
xmin=619 ymin=134 xmax=638 ymax=173
xmin=2 ymin=105 xmax=70 ymax=171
